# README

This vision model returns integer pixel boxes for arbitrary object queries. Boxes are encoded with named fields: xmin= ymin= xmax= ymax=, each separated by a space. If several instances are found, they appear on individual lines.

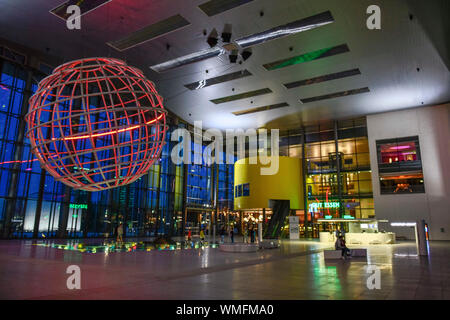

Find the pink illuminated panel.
xmin=379 ymin=141 xmax=417 ymax=164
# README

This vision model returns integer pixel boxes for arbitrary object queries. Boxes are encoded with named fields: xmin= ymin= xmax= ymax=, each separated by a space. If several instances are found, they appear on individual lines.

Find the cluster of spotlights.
xmin=206 ymin=26 xmax=253 ymax=64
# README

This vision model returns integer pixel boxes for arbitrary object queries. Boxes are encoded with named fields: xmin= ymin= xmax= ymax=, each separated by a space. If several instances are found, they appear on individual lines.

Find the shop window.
xmin=379 ymin=173 xmax=425 ymax=194
xmin=376 ymin=136 xmax=425 ymax=194
xmin=376 ymin=136 xmax=422 ymax=173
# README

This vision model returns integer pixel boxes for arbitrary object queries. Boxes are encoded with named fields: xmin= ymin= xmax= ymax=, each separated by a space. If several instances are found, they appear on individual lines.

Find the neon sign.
xmin=70 ymin=203 xmax=88 ymax=210
xmin=308 ymin=202 xmax=340 ymax=212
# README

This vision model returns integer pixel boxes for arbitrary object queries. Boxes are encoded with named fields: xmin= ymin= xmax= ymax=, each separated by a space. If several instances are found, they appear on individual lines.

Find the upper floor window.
xmin=376 ymin=136 xmax=422 ymax=173
xmin=376 ymin=136 xmax=424 ymax=194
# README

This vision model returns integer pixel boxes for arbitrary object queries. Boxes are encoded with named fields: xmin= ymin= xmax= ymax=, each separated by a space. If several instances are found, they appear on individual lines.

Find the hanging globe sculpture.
xmin=26 ymin=57 xmax=167 ymax=191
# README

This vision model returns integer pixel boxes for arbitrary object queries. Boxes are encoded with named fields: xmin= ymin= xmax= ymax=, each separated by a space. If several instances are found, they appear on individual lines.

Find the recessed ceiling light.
xmin=210 ymin=88 xmax=272 ymax=104
xmin=199 ymin=0 xmax=255 ymax=17
xmin=50 ymin=0 xmax=112 ymax=20
xmin=263 ymin=44 xmax=350 ymax=71
xmin=108 ymin=14 xmax=190 ymax=51
xmin=299 ymin=87 xmax=370 ymax=103
xmin=284 ymin=69 xmax=361 ymax=89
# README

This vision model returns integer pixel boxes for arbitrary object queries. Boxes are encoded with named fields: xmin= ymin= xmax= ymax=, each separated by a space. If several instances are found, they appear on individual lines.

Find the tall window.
xmin=303 ymin=118 xmax=374 ymax=220
xmin=376 ymin=136 xmax=425 ymax=194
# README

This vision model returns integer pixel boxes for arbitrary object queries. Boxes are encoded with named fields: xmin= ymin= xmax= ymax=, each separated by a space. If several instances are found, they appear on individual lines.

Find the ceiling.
xmin=0 ymin=0 xmax=449 ymax=130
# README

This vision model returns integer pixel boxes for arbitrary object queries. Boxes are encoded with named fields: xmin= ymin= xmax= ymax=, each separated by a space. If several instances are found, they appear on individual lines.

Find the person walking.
xmin=230 ymin=227 xmax=234 ymax=243
xmin=200 ymin=229 xmax=205 ymax=242
xmin=187 ymin=229 xmax=192 ymax=242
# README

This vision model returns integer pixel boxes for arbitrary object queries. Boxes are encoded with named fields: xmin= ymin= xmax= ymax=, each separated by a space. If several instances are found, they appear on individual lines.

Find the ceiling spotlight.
xmin=222 ymin=24 xmax=232 ymax=43
xmin=207 ymin=28 xmax=218 ymax=47
xmin=242 ymin=49 xmax=252 ymax=61
xmin=229 ymin=50 xmax=238 ymax=63
xmin=222 ymin=32 xmax=232 ymax=43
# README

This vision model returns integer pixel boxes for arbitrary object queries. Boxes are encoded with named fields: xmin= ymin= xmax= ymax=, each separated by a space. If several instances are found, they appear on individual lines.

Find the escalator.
xmin=263 ymin=200 xmax=290 ymax=239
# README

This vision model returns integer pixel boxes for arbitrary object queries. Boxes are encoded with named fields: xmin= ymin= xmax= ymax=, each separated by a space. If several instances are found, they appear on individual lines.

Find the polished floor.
xmin=0 ymin=237 xmax=449 ymax=300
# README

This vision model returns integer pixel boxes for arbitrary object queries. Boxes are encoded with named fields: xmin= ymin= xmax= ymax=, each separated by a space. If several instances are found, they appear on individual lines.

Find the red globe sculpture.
xmin=26 ymin=57 xmax=167 ymax=191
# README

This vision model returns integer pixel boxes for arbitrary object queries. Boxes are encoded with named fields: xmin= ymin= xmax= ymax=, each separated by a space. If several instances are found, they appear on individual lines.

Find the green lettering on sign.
xmin=70 ymin=203 xmax=88 ymax=210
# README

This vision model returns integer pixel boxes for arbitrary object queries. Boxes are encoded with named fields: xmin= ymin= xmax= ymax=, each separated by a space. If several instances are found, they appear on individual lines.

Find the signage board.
xmin=289 ymin=216 xmax=299 ymax=240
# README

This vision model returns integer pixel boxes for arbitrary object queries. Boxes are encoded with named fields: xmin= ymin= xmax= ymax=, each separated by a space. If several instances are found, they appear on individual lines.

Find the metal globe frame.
xmin=26 ymin=57 xmax=167 ymax=191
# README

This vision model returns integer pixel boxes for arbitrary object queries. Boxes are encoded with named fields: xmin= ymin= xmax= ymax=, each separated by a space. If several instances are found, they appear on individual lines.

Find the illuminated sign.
xmin=308 ymin=202 xmax=340 ymax=212
xmin=343 ymin=215 xmax=355 ymax=219
xmin=324 ymin=215 xmax=333 ymax=219
xmin=391 ymin=222 xmax=416 ymax=227
xmin=70 ymin=203 xmax=88 ymax=209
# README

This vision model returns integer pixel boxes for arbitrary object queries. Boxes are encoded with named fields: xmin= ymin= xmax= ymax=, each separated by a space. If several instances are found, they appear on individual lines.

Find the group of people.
xmin=243 ymin=226 xmax=257 ymax=244
xmin=184 ymin=225 xmax=262 ymax=244
xmin=217 ymin=225 xmax=257 ymax=244
xmin=187 ymin=229 xmax=206 ymax=242
xmin=219 ymin=226 xmax=237 ymax=243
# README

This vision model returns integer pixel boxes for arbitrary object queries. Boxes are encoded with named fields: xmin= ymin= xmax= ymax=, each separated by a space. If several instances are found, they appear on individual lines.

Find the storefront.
xmin=317 ymin=218 xmax=395 ymax=244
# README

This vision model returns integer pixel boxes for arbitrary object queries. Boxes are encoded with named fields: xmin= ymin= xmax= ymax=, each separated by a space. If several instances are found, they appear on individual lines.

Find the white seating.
xmin=219 ymin=243 xmax=259 ymax=253
xmin=351 ymin=248 xmax=367 ymax=257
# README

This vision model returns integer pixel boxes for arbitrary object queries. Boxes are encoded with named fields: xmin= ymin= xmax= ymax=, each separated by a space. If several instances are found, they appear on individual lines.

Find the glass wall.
xmin=279 ymin=118 xmax=374 ymax=237
xmin=0 ymin=56 xmax=233 ymax=239
xmin=184 ymin=144 xmax=235 ymax=234
xmin=305 ymin=119 xmax=374 ymax=221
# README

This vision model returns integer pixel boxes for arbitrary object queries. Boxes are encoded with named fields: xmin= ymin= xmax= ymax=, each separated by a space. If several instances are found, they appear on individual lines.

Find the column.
xmin=333 ymin=121 xmax=344 ymax=219
xmin=2 ymin=70 xmax=33 ymax=238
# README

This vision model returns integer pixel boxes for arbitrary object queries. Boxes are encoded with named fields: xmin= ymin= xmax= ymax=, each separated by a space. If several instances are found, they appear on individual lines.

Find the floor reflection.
xmin=33 ymin=240 xmax=219 ymax=253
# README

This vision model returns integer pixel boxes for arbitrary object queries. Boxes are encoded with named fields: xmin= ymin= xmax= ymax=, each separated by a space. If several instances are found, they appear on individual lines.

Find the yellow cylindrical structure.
xmin=234 ymin=156 xmax=303 ymax=210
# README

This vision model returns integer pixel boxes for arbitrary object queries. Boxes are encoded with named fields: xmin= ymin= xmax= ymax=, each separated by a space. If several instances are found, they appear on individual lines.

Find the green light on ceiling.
xmin=264 ymin=44 xmax=350 ymax=71
xmin=268 ymin=47 xmax=332 ymax=70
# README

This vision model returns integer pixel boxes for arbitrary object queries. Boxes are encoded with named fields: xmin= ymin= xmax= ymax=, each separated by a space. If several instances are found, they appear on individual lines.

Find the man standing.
xmin=117 ymin=222 xmax=123 ymax=243
xmin=230 ymin=227 xmax=234 ymax=243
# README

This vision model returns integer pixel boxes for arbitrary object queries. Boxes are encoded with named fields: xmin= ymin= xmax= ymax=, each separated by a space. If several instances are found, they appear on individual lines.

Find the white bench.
xmin=351 ymin=248 xmax=367 ymax=257
xmin=324 ymin=248 xmax=367 ymax=259
xmin=219 ymin=243 xmax=259 ymax=253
